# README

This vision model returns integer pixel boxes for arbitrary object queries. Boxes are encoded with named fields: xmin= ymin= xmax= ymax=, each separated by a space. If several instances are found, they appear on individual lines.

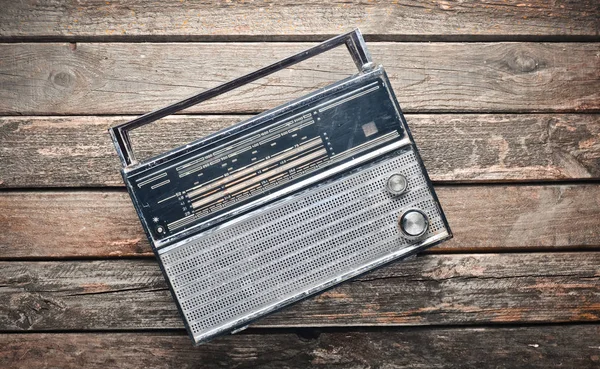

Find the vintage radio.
xmin=109 ymin=29 xmax=452 ymax=345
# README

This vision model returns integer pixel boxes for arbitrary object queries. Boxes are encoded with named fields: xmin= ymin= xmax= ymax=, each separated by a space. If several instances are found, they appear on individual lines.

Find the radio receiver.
xmin=109 ymin=29 xmax=452 ymax=344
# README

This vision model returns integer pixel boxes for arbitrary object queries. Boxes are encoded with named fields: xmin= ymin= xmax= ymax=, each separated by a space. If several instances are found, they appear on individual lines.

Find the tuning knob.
xmin=386 ymin=173 xmax=408 ymax=195
xmin=399 ymin=209 xmax=429 ymax=238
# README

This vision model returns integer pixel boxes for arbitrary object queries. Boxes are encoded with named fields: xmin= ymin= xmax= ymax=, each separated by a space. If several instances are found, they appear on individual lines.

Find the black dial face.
xmin=126 ymin=75 xmax=405 ymax=242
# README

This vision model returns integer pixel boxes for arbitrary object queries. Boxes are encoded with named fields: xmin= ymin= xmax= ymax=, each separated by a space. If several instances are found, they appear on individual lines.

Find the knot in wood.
xmin=509 ymin=52 xmax=539 ymax=73
xmin=51 ymin=71 xmax=75 ymax=88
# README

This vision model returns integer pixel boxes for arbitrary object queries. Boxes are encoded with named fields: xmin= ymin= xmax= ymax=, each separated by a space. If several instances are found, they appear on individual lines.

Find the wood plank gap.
xmin=2 ymin=245 xmax=600 ymax=263
xmin=2 ymin=179 xmax=600 ymax=193
xmin=3 ymin=320 xmax=600 ymax=336
xmin=4 ymin=111 xmax=600 ymax=117
xmin=2 ymin=109 xmax=600 ymax=117
xmin=2 ymin=35 xmax=600 ymax=44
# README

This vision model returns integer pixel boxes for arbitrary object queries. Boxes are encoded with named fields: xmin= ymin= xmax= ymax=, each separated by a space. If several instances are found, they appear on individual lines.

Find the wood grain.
xmin=1 ymin=0 xmax=598 ymax=40
xmin=2 ymin=326 xmax=599 ymax=369
xmin=1 ymin=42 xmax=598 ymax=115
xmin=1 ymin=114 xmax=599 ymax=188
xmin=0 ymin=253 xmax=598 ymax=331
xmin=1 ymin=184 xmax=598 ymax=258
xmin=0 ymin=1 xmax=598 ymax=365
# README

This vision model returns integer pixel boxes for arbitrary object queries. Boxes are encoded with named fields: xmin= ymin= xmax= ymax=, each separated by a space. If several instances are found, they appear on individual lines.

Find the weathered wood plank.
xmin=1 ymin=42 xmax=598 ymax=115
xmin=0 ymin=253 xmax=598 ymax=330
xmin=2 ymin=326 xmax=599 ymax=369
xmin=1 ymin=114 xmax=599 ymax=188
xmin=1 ymin=185 xmax=598 ymax=258
xmin=1 ymin=0 xmax=598 ymax=40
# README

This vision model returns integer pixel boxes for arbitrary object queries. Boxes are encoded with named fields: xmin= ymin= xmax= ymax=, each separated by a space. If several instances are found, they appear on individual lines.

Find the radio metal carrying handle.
xmin=109 ymin=29 xmax=373 ymax=167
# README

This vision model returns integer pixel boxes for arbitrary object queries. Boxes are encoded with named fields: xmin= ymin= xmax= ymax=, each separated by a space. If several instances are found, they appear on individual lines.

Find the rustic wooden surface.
xmin=1 ymin=253 xmax=598 ymax=331
xmin=2 ymin=42 xmax=598 ymax=115
xmin=2 ymin=184 xmax=599 ymax=258
xmin=1 ymin=1 xmax=599 ymax=368
xmin=1 ymin=114 xmax=599 ymax=187
xmin=1 ymin=0 xmax=598 ymax=40
xmin=1 ymin=326 xmax=599 ymax=369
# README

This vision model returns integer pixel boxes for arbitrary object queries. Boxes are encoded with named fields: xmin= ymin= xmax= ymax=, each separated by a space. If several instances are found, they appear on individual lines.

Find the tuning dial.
xmin=399 ymin=209 xmax=429 ymax=238
xmin=386 ymin=173 xmax=408 ymax=195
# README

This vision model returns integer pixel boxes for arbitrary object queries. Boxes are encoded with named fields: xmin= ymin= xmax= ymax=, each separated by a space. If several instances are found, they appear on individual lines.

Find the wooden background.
xmin=1 ymin=1 xmax=599 ymax=368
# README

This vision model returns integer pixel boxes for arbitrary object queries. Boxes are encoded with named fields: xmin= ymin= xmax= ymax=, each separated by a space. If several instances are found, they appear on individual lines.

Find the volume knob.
xmin=386 ymin=173 xmax=408 ymax=195
xmin=399 ymin=210 xmax=429 ymax=238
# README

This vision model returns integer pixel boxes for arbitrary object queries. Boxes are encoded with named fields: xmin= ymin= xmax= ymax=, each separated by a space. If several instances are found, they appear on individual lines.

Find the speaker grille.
xmin=159 ymin=148 xmax=448 ymax=340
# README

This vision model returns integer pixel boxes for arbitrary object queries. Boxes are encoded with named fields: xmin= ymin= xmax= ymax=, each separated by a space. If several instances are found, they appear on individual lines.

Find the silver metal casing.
xmin=109 ymin=30 xmax=452 ymax=345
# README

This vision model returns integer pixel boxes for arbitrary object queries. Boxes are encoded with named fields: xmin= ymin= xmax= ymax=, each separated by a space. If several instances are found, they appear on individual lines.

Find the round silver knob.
xmin=387 ymin=173 xmax=408 ymax=195
xmin=399 ymin=210 xmax=429 ymax=238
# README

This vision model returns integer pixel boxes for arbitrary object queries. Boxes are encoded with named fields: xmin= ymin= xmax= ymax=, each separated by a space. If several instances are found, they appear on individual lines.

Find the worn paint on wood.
xmin=1 ymin=1 xmax=599 ymax=365
xmin=1 ymin=185 xmax=599 ymax=258
xmin=1 ymin=0 xmax=598 ymax=40
xmin=1 ymin=114 xmax=599 ymax=188
xmin=0 ymin=253 xmax=598 ymax=330
xmin=1 ymin=326 xmax=599 ymax=369
xmin=1 ymin=43 xmax=598 ymax=115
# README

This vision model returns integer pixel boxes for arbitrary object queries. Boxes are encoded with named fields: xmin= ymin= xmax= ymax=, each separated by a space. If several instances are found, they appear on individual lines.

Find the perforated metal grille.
xmin=159 ymin=148 xmax=448 ymax=341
